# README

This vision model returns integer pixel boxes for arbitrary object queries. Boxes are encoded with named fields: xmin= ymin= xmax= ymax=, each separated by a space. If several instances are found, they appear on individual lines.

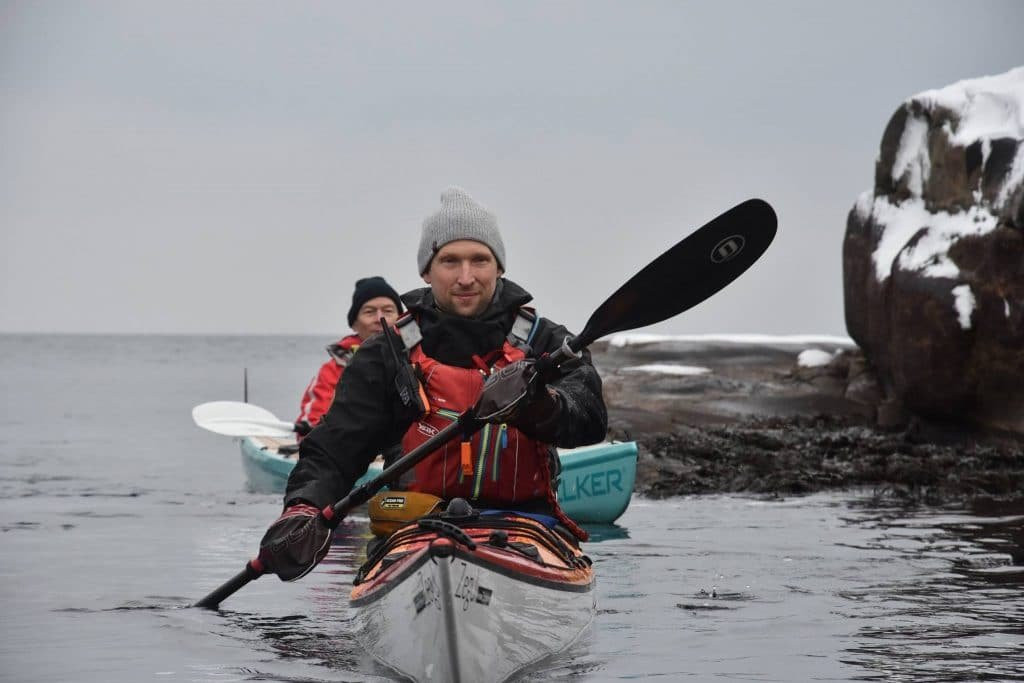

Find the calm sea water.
xmin=1 ymin=335 xmax=1022 ymax=682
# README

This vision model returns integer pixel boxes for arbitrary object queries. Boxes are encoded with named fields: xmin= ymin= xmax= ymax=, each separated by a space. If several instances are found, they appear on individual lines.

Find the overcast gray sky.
xmin=2 ymin=1 xmax=1021 ymax=337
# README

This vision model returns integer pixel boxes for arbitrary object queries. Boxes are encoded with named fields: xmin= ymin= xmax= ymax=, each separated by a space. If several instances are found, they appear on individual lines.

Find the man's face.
xmin=352 ymin=296 xmax=400 ymax=339
xmin=423 ymin=240 xmax=502 ymax=318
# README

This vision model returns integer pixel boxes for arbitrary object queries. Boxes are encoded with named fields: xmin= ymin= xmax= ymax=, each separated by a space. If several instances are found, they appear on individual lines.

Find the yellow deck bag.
xmin=368 ymin=491 xmax=443 ymax=537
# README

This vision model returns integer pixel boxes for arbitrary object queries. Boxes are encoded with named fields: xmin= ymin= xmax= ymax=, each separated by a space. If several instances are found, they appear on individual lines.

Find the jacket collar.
xmin=326 ymin=333 xmax=362 ymax=362
xmin=399 ymin=278 xmax=534 ymax=367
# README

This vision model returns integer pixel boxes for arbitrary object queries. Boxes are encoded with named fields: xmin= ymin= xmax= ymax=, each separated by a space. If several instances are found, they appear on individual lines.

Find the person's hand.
xmin=257 ymin=503 xmax=335 ymax=581
xmin=293 ymin=420 xmax=313 ymax=437
xmin=475 ymin=360 xmax=537 ymax=423
xmin=475 ymin=360 xmax=563 ymax=439
xmin=511 ymin=384 xmax=562 ymax=436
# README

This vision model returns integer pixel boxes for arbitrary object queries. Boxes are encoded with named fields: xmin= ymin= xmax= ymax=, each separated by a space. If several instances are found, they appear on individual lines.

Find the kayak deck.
xmin=350 ymin=509 xmax=595 ymax=682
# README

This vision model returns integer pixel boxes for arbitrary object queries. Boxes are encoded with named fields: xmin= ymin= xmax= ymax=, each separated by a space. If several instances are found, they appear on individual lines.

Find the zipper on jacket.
xmin=491 ymin=423 xmax=507 ymax=481
xmin=472 ymin=423 xmax=492 ymax=498
xmin=472 ymin=364 xmax=499 ymax=497
xmin=436 ymin=408 xmax=460 ymax=421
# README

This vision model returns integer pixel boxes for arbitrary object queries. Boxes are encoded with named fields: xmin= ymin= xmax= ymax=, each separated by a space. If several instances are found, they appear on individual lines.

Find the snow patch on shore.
xmin=609 ymin=333 xmax=855 ymax=347
xmin=796 ymin=349 xmax=837 ymax=368
xmin=620 ymin=364 xmax=711 ymax=376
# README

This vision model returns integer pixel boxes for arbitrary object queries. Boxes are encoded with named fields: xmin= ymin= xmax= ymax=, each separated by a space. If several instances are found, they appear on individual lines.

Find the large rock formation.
xmin=843 ymin=67 xmax=1024 ymax=433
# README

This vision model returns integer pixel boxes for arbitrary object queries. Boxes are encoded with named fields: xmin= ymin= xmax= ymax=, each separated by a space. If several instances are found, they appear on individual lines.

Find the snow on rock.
xmin=887 ymin=66 xmax=1024 ymax=213
xmin=863 ymin=66 xmax=1024 ymax=282
xmin=951 ymin=284 xmax=976 ymax=329
xmin=917 ymin=67 xmax=1024 ymax=150
xmin=843 ymin=66 xmax=1024 ymax=429
xmin=891 ymin=114 xmax=931 ymax=197
xmin=868 ymin=196 xmax=998 ymax=281
xmin=620 ymin=364 xmax=711 ymax=376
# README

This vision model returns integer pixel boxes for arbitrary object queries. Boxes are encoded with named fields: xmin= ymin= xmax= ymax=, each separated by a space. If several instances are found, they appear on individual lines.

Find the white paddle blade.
xmin=192 ymin=401 xmax=295 ymax=438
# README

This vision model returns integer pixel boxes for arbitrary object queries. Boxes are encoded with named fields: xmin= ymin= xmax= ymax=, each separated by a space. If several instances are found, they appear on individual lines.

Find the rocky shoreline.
xmin=590 ymin=338 xmax=1024 ymax=504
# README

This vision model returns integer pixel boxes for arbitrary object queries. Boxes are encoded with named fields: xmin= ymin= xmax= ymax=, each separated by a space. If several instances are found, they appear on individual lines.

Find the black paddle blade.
xmin=573 ymin=198 xmax=777 ymax=349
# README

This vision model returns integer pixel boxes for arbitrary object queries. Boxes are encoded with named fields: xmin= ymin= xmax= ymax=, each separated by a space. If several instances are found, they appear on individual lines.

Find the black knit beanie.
xmin=347 ymin=276 xmax=404 ymax=327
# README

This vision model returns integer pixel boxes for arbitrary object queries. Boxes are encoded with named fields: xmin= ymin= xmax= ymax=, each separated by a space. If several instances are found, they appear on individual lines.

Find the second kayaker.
xmin=293 ymin=276 xmax=404 ymax=440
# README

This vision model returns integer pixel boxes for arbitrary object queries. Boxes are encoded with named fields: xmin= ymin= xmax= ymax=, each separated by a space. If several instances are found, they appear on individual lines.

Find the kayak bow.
xmin=351 ymin=507 xmax=595 ymax=682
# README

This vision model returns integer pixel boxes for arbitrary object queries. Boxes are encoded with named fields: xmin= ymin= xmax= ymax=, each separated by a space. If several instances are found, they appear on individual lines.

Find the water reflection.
xmin=213 ymin=526 xmax=399 ymax=681
xmin=838 ymin=499 xmax=1024 ymax=681
xmin=584 ymin=523 xmax=631 ymax=543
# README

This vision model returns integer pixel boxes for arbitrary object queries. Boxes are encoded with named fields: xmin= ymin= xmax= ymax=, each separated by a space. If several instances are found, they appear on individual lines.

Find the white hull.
xmin=352 ymin=549 xmax=595 ymax=682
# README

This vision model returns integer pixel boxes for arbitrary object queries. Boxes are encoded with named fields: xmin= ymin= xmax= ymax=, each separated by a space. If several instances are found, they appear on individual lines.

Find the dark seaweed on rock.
xmin=594 ymin=341 xmax=1024 ymax=505
xmin=618 ymin=414 xmax=1024 ymax=504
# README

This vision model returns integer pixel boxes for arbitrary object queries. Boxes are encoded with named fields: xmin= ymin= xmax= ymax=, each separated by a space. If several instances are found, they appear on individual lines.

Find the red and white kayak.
xmin=350 ymin=506 xmax=595 ymax=682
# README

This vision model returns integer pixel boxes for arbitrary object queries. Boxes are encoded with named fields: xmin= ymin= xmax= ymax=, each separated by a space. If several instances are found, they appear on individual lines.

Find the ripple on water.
xmin=834 ymin=501 xmax=1024 ymax=681
xmin=64 ymin=510 xmax=142 ymax=519
xmin=53 ymin=597 xmax=194 ymax=613
xmin=677 ymin=604 xmax=735 ymax=612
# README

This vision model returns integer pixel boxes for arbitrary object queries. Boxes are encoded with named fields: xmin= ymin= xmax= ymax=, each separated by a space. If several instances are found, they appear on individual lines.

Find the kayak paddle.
xmin=194 ymin=197 xmax=777 ymax=609
xmin=192 ymin=401 xmax=295 ymax=438
xmin=192 ymin=401 xmax=296 ymax=438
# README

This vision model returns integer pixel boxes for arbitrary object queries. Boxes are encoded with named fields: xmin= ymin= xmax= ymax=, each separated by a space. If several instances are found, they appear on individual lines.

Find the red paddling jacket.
xmin=288 ymin=279 xmax=607 ymax=516
xmin=295 ymin=334 xmax=361 ymax=433
xmin=400 ymin=317 xmax=552 ymax=503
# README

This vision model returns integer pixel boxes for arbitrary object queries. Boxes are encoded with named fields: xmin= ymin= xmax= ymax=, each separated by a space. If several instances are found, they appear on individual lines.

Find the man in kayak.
xmin=259 ymin=187 xmax=608 ymax=581
xmin=293 ymin=276 xmax=404 ymax=439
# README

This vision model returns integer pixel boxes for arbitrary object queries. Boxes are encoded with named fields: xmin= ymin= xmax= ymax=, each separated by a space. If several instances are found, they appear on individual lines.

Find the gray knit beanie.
xmin=417 ymin=187 xmax=506 ymax=274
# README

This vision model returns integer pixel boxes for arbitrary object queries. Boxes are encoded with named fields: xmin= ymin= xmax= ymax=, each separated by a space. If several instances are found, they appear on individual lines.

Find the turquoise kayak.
xmin=240 ymin=436 xmax=637 ymax=524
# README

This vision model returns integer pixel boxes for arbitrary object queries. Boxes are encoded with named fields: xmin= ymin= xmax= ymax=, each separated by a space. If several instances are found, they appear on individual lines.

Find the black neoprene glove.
xmin=511 ymin=385 xmax=563 ymax=442
xmin=257 ymin=503 xmax=335 ymax=581
xmin=475 ymin=360 xmax=563 ymax=441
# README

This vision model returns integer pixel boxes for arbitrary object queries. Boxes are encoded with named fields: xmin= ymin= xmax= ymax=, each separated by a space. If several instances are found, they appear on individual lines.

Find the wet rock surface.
xmin=591 ymin=339 xmax=1024 ymax=503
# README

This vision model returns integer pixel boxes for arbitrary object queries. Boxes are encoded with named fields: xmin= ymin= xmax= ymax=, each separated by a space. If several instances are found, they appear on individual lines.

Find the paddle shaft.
xmin=194 ymin=198 xmax=777 ymax=609
xmin=194 ymin=561 xmax=263 ymax=610
xmin=194 ymin=415 xmax=477 ymax=609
